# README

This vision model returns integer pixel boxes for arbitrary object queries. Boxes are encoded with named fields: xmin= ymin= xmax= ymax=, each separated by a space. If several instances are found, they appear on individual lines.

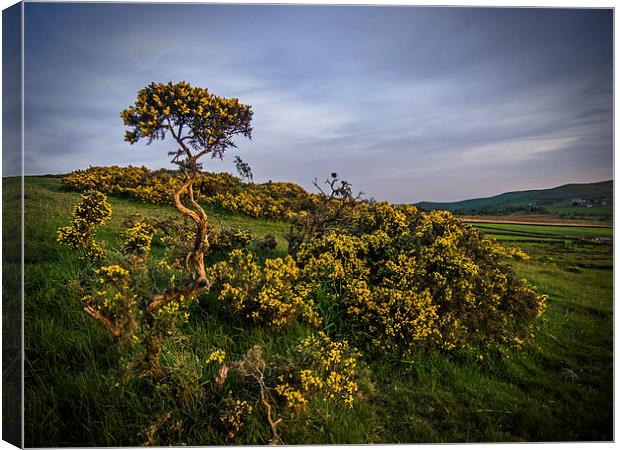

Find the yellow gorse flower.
xmin=206 ymin=349 xmax=226 ymax=365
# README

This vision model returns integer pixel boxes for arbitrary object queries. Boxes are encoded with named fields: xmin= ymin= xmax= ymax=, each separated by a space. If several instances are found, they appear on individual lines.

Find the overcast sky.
xmin=21 ymin=3 xmax=612 ymax=203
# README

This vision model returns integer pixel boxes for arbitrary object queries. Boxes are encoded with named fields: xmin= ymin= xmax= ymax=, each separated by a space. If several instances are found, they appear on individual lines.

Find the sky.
xmin=19 ymin=3 xmax=613 ymax=203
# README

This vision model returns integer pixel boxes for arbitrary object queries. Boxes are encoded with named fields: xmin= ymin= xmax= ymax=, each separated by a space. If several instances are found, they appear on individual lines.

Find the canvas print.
xmin=2 ymin=1 xmax=613 ymax=446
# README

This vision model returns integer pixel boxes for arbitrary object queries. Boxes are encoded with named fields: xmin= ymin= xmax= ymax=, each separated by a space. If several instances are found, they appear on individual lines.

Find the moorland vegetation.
xmin=47 ymin=82 xmax=552 ymax=444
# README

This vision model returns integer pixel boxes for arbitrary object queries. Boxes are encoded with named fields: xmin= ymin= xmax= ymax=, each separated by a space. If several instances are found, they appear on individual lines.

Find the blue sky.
xmin=22 ymin=3 xmax=612 ymax=203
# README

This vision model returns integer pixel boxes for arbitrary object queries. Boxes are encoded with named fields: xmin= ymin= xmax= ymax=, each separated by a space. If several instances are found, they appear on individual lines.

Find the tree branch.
xmin=84 ymin=306 xmax=121 ymax=338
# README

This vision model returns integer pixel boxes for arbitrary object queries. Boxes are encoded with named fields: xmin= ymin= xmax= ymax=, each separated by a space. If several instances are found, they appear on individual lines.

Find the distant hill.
xmin=417 ymin=180 xmax=613 ymax=221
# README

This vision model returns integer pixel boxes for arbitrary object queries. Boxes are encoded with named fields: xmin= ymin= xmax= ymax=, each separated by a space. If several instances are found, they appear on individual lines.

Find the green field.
xmin=16 ymin=177 xmax=613 ymax=445
xmin=471 ymin=222 xmax=613 ymax=239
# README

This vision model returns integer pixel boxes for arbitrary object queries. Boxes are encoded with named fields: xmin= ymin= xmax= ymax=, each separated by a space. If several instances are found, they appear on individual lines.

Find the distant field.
xmin=460 ymin=215 xmax=612 ymax=227
xmin=469 ymin=222 xmax=613 ymax=241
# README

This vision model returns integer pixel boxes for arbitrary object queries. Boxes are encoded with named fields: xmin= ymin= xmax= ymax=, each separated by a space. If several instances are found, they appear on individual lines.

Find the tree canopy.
xmin=120 ymin=81 xmax=253 ymax=167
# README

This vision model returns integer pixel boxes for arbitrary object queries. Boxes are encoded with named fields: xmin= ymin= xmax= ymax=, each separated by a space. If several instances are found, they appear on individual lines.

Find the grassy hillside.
xmin=19 ymin=176 xmax=613 ymax=445
xmin=418 ymin=180 xmax=612 ymax=221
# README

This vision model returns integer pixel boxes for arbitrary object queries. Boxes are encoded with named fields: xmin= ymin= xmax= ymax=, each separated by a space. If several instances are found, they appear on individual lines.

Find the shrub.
xmin=119 ymin=215 xmax=156 ymax=258
xmin=285 ymin=173 xmax=364 ymax=257
xmin=62 ymin=165 xmax=321 ymax=221
xmin=210 ymin=227 xmax=253 ymax=252
xmin=58 ymin=194 xmax=200 ymax=378
xmin=56 ymin=190 xmax=112 ymax=262
xmin=213 ymin=337 xmax=365 ymax=445
xmin=276 ymin=332 xmax=362 ymax=410
xmin=208 ymin=249 xmax=321 ymax=328
xmin=296 ymin=203 xmax=548 ymax=354
xmin=82 ymin=264 xmax=139 ymax=343
xmin=219 ymin=396 xmax=254 ymax=440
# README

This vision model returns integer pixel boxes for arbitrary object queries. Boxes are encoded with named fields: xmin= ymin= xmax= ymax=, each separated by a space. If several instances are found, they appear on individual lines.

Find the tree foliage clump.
xmin=120 ymin=81 xmax=252 ymax=158
xmin=295 ymin=202 xmax=547 ymax=354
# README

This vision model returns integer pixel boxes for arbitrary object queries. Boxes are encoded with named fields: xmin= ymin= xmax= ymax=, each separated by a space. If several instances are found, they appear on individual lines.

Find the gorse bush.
xmin=62 ymin=165 xmax=320 ymax=221
xmin=82 ymin=264 xmax=140 ymax=344
xmin=256 ymin=234 xmax=278 ymax=251
xmin=208 ymin=249 xmax=321 ymax=328
xmin=60 ymin=177 xmax=547 ymax=359
xmin=210 ymin=227 xmax=253 ymax=252
xmin=56 ymin=190 xmax=112 ymax=261
xmin=296 ymin=203 xmax=548 ymax=354
xmin=276 ymin=332 xmax=362 ymax=410
xmin=219 ymin=396 xmax=254 ymax=440
xmin=285 ymin=173 xmax=364 ymax=257
xmin=147 ymin=214 xmax=253 ymax=257
xmin=57 ymin=194 xmax=200 ymax=377
xmin=119 ymin=216 xmax=157 ymax=258
xmin=209 ymin=337 xmax=366 ymax=444
xmin=53 ymin=173 xmax=550 ymax=445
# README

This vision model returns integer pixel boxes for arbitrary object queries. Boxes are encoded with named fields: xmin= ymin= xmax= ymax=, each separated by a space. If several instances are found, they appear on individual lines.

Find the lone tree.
xmin=121 ymin=81 xmax=253 ymax=287
xmin=120 ymin=82 xmax=252 ymax=375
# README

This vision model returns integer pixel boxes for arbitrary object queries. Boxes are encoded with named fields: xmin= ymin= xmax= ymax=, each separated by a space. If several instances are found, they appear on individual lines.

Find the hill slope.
xmin=417 ymin=180 xmax=613 ymax=220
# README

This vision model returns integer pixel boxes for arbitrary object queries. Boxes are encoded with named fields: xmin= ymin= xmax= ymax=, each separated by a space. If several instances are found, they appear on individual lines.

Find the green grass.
xmin=19 ymin=177 xmax=613 ymax=445
xmin=3 ymin=177 xmax=23 ymax=446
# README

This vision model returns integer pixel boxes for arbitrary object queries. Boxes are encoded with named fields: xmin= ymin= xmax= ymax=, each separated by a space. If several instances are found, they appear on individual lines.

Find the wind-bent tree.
xmin=121 ymin=81 xmax=253 ymax=287
xmin=120 ymin=81 xmax=252 ymax=375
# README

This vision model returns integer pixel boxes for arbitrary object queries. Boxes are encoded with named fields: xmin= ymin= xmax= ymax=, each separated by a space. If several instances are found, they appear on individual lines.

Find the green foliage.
xmin=83 ymin=264 xmax=138 ymax=342
xmin=210 ymin=226 xmax=253 ymax=252
xmin=119 ymin=215 xmax=156 ymax=257
xmin=234 ymin=155 xmax=253 ymax=182
xmin=256 ymin=234 xmax=278 ymax=251
xmin=58 ymin=193 xmax=197 ymax=376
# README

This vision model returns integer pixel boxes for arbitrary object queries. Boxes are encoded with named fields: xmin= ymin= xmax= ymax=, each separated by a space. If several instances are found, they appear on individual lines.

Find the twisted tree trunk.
xmin=139 ymin=171 xmax=212 ymax=377
xmin=171 ymin=172 xmax=210 ymax=286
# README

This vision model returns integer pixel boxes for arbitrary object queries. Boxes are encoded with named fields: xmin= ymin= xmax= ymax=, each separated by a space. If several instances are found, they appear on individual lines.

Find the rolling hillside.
xmin=417 ymin=180 xmax=612 ymax=220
